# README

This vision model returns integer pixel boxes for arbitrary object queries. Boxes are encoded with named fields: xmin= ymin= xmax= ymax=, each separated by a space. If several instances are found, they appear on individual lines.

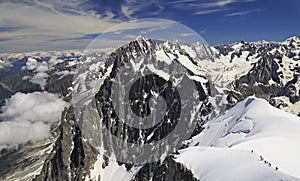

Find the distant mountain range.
xmin=0 ymin=36 xmax=299 ymax=180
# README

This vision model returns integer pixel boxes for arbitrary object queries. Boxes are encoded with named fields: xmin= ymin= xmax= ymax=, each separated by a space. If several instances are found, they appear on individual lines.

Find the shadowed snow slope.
xmin=177 ymin=97 xmax=300 ymax=180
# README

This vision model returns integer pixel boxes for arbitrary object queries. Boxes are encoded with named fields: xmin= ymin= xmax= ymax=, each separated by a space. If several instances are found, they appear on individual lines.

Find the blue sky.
xmin=0 ymin=0 xmax=299 ymax=53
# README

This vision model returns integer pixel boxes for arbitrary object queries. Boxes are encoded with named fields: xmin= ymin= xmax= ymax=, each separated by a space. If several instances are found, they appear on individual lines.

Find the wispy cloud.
xmin=168 ymin=0 xmax=256 ymax=15
xmin=167 ymin=0 xmax=233 ymax=8
xmin=200 ymin=0 xmax=239 ymax=8
xmin=167 ymin=0 xmax=198 ymax=4
xmin=226 ymin=9 xmax=261 ymax=16
xmin=179 ymin=33 xmax=195 ymax=37
xmin=0 ymin=2 xmax=120 ymax=52
xmin=226 ymin=11 xmax=250 ymax=16
xmin=121 ymin=5 xmax=136 ymax=20
xmin=85 ymin=19 xmax=182 ymax=49
xmin=0 ymin=0 xmax=258 ymax=52
xmin=119 ymin=0 xmax=165 ymax=20
xmin=194 ymin=8 xmax=224 ymax=15
xmin=0 ymin=0 xmax=180 ymax=52
xmin=31 ymin=0 xmax=66 ymax=15
xmin=106 ymin=19 xmax=175 ymax=34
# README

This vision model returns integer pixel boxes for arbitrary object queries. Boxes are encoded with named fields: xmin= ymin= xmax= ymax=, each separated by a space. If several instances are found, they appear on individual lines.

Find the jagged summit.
xmin=135 ymin=35 xmax=150 ymax=42
xmin=0 ymin=36 xmax=300 ymax=180
xmin=283 ymin=35 xmax=300 ymax=48
xmin=284 ymin=35 xmax=300 ymax=42
xmin=226 ymin=36 xmax=300 ymax=49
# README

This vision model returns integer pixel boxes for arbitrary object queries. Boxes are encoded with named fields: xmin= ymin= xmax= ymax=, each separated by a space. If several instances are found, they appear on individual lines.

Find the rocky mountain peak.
xmin=283 ymin=36 xmax=300 ymax=49
xmin=0 ymin=35 xmax=300 ymax=180
xmin=118 ymin=36 xmax=158 ymax=59
xmin=285 ymin=35 xmax=300 ymax=42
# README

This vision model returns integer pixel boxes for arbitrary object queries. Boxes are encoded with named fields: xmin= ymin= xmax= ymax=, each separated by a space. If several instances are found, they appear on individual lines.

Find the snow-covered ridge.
xmin=212 ymin=36 xmax=300 ymax=116
xmin=282 ymin=36 xmax=300 ymax=49
xmin=75 ymin=36 xmax=299 ymax=180
xmin=0 ymin=36 xmax=300 ymax=180
xmin=178 ymin=97 xmax=300 ymax=180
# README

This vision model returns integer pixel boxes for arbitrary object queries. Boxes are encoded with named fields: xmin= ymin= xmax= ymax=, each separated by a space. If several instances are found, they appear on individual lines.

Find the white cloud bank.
xmin=22 ymin=58 xmax=49 ymax=89
xmin=0 ymin=59 xmax=12 ymax=69
xmin=21 ymin=57 xmax=66 ymax=89
xmin=0 ymin=92 xmax=68 ymax=147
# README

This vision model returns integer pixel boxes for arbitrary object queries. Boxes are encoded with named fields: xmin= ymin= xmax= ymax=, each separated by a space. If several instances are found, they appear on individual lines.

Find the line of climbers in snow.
xmin=251 ymin=150 xmax=279 ymax=171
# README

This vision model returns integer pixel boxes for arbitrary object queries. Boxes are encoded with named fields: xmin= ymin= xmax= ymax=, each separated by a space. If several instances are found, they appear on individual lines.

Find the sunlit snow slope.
xmin=177 ymin=97 xmax=300 ymax=180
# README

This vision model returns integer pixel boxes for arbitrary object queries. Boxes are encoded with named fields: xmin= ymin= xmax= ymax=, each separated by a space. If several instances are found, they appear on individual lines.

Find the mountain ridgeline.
xmin=0 ymin=36 xmax=299 ymax=180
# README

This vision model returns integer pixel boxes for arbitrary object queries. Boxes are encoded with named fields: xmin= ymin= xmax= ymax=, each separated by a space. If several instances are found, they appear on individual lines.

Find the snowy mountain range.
xmin=0 ymin=36 xmax=299 ymax=181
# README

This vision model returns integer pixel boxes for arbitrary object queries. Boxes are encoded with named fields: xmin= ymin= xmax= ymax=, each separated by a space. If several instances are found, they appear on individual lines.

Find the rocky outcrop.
xmin=34 ymin=107 xmax=98 ymax=181
xmin=1 ymin=36 xmax=300 ymax=181
xmin=132 ymin=156 xmax=199 ymax=181
xmin=214 ymin=38 xmax=300 ymax=113
xmin=0 ymin=139 xmax=54 ymax=181
xmin=233 ymin=54 xmax=282 ymax=99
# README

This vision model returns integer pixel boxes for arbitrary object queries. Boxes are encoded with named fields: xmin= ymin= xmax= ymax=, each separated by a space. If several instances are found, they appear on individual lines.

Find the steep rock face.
xmin=72 ymin=37 xmax=213 ymax=180
xmin=234 ymin=54 xmax=282 ymax=99
xmin=1 ymin=36 xmax=300 ymax=181
xmin=93 ymin=37 xmax=209 ymax=162
xmin=34 ymin=107 xmax=98 ymax=181
xmin=0 ymin=139 xmax=54 ymax=181
xmin=132 ymin=156 xmax=198 ymax=181
xmin=213 ymin=38 xmax=300 ymax=115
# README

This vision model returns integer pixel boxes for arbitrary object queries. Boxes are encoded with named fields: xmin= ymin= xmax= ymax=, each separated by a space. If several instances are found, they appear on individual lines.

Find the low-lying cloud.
xmin=0 ymin=91 xmax=68 ymax=148
xmin=22 ymin=57 xmax=64 ymax=89
xmin=0 ymin=59 xmax=12 ymax=69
